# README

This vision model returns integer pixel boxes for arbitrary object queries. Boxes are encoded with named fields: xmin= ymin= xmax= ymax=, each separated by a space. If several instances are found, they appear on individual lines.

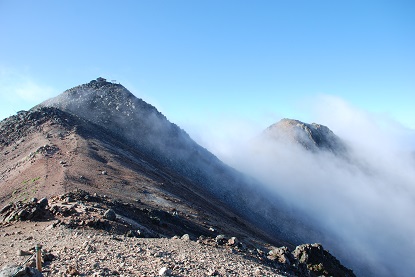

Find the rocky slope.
xmin=0 ymin=190 xmax=354 ymax=277
xmin=0 ymin=78 xmax=355 ymax=276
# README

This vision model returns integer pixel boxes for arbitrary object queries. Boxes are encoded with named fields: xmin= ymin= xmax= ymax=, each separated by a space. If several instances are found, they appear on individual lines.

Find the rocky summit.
xmin=0 ymin=78 xmax=355 ymax=276
xmin=264 ymin=118 xmax=348 ymax=155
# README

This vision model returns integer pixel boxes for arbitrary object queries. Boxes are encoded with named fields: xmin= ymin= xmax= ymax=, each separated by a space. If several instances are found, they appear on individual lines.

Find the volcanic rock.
xmin=103 ymin=209 xmax=116 ymax=221
xmin=292 ymin=243 xmax=355 ymax=277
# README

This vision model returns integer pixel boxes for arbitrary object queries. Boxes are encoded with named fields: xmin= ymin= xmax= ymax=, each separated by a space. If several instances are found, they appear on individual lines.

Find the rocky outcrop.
xmin=0 ymin=107 xmax=75 ymax=148
xmin=266 ymin=244 xmax=355 ymax=277
xmin=292 ymin=243 xmax=355 ymax=277
xmin=0 ymin=198 xmax=50 ymax=222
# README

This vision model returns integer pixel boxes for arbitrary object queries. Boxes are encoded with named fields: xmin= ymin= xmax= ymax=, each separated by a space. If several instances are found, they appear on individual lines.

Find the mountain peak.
xmin=264 ymin=118 xmax=347 ymax=154
xmin=41 ymin=77 xmax=144 ymax=111
xmin=38 ymin=78 xmax=166 ymax=130
xmin=84 ymin=77 xmax=126 ymax=91
xmin=37 ymin=78 xmax=206 ymax=180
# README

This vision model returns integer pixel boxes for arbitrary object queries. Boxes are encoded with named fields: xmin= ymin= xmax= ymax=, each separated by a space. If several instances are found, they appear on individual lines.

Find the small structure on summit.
xmin=96 ymin=77 xmax=107 ymax=82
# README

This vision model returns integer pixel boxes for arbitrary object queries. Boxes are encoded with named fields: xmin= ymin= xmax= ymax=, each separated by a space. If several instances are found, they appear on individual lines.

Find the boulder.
xmin=37 ymin=198 xmax=48 ymax=208
xmin=227 ymin=237 xmax=238 ymax=246
xmin=292 ymin=243 xmax=355 ymax=277
xmin=181 ymin=234 xmax=190 ymax=241
xmin=268 ymin=246 xmax=293 ymax=265
xmin=103 ymin=209 xmax=116 ymax=221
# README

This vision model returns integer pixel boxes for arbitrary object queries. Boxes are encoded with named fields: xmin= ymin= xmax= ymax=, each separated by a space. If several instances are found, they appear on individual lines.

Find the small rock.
xmin=65 ymin=197 xmax=74 ymax=203
xmin=25 ymin=259 xmax=36 ymax=268
xmin=45 ymin=224 xmax=54 ymax=231
xmin=17 ymin=209 xmax=29 ymax=220
xmin=43 ymin=252 xmax=55 ymax=262
xmin=208 ymin=268 xmax=220 ymax=276
xmin=125 ymin=230 xmax=141 ymax=238
xmin=215 ymin=234 xmax=226 ymax=240
xmin=67 ymin=265 xmax=79 ymax=276
xmin=17 ymin=249 xmax=32 ymax=256
xmin=181 ymin=234 xmax=190 ymax=241
xmin=215 ymin=234 xmax=227 ymax=245
xmin=254 ymin=267 xmax=263 ymax=276
xmin=85 ymin=244 xmax=95 ymax=253
xmin=158 ymin=267 xmax=172 ymax=276
xmin=228 ymin=237 xmax=238 ymax=246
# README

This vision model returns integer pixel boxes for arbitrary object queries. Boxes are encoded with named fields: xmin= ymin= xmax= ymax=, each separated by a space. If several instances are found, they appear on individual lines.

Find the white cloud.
xmin=14 ymin=80 xmax=55 ymax=102
xmin=0 ymin=66 xmax=57 ymax=119
xmin=192 ymin=95 xmax=415 ymax=276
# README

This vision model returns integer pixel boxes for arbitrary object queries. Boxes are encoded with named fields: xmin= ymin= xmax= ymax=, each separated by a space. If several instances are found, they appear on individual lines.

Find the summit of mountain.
xmin=38 ymin=77 xmax=190 ymax=158
xmin=264 ymin=118 xmax=348 ymax=156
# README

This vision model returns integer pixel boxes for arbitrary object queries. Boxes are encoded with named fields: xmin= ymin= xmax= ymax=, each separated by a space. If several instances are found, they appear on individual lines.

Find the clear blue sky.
xmin=0 ymin=0 xmax=414 ymax=130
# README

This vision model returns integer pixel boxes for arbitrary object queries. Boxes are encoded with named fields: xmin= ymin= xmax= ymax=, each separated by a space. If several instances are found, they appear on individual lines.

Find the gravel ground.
xmin=0 ymin=221 xmax=288 ymax=277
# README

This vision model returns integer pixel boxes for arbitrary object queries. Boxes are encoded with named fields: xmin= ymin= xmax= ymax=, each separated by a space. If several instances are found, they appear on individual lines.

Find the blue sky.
xmin=0 ymin=0 xmax=414 ymax=132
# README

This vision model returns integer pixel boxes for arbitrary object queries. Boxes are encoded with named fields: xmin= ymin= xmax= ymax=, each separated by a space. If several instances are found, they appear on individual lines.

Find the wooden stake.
xmin=35 ymin=244 xmax=42 ymax=272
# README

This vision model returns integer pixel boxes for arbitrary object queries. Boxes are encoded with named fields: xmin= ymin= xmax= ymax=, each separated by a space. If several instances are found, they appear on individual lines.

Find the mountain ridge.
xmin=37 ymin=78 xmax=309 ymax=244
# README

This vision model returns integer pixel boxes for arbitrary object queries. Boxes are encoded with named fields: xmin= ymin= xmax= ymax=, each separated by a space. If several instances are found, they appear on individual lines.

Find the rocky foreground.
xmin=0 ymin=190 xmax=354 ymax=277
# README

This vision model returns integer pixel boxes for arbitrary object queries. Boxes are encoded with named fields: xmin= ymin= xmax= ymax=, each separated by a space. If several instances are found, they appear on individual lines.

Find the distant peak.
xmin=276 ymin=118 xmax=325 ymax=128
xmin=265 ymin=118 xmax=347 ymax=154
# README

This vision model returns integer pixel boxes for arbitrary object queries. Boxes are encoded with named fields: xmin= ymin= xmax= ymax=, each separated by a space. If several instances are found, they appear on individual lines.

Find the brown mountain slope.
xmin=0 ymin=107 xmax=276 ymax=243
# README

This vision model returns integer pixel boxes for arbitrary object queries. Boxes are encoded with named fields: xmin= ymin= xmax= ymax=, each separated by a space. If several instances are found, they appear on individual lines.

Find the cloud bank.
xmin=190 ymin=95 xmax=415 ymax=276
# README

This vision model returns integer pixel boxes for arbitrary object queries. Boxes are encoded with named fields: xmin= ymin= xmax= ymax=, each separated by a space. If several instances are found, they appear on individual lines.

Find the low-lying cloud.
xmin=189 ymin=95 xmax=415 ymax=276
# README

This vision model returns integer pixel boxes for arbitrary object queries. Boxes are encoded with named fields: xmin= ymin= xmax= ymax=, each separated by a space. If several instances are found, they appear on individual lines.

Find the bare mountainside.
xmin=0 ymin=78 xmax=354 ymax=276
